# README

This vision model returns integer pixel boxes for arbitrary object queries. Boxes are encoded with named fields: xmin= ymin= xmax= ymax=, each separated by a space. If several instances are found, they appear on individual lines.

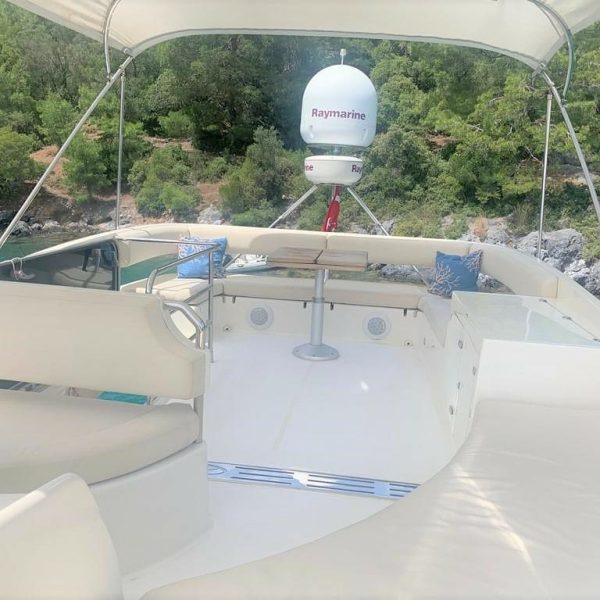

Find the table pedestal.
xmin=293 ymin=270 xmax=339 ymax=361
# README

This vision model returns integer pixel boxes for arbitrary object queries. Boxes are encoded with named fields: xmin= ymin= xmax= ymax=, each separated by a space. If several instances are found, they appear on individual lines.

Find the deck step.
xmin=208 ymin=462 xmax=418 ymax=500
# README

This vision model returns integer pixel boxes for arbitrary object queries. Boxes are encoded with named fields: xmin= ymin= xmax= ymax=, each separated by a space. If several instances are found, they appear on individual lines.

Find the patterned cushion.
xmin=428 ymin=250 xmax=482 ymax=298
xmin=177 ymin=237 xmax=227 ymax=279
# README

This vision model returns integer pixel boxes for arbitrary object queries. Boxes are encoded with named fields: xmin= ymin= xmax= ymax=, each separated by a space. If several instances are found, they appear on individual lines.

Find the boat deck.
xmin=205 ymin=332 xmax=451 ymax=484
xmin=125 ymin=332 xmax=451 ymax=598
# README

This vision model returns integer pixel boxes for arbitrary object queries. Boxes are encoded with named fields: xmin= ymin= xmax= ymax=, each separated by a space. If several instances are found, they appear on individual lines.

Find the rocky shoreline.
xmin=4 ymin=210 xmax=600 ymax=296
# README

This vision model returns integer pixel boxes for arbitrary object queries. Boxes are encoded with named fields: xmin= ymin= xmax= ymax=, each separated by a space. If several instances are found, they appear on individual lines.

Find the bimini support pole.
xmin=0 ymin=55 xmax=133 ymax=250
xmin=115 ymin=71 xmax=126 ymax=229
xmin=537 ymin=92 xmax=553 ymax=258
xmin=542 ymin=72 xmax=600 ymax=227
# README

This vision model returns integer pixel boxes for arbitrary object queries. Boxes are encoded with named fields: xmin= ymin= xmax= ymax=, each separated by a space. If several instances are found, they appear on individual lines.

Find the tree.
xmin=64 ymin=136 xmax=110 ymax=201
xmin=38 ymin=94 xmax=76 ymax=145
xmin=0 ymin=127 xmax=37 ymax=195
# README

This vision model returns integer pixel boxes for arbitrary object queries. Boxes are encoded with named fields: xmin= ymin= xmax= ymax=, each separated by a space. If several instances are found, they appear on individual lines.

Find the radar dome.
xmin=300 ymin=65 xmax=377 ymax=148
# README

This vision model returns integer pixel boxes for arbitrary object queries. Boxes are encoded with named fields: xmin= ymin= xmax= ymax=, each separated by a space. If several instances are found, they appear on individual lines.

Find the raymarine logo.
xmin=311 ymin=108 xmax=367 ymax=121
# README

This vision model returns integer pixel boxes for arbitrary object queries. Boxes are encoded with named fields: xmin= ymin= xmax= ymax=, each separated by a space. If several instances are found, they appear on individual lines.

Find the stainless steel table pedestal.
xmin=293 ymin=269 xmax=339 ymax=361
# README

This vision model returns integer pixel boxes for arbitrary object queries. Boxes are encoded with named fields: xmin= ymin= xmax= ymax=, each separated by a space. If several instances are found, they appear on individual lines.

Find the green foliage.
xmin=220 ymin=127 xmax=303 ymax=215
xmin=37 ymin=93 xmax=76 ymax=145
xmin=159 ymin=110 xmax=193 ymax=139
xmin=129 ymin=145 xmax=200 ymax=216
xmin=95 ymin=119 xmax=151 ymax=184
xmin=64 ymin=136 xmax=110 ymax=201
xmin=230 ymin=202 xmax=279 ymax=227
xmin=0 ymin=126 xmax=37 ymax=194
xmin=159 ymin=182 xmax=199 ymax=218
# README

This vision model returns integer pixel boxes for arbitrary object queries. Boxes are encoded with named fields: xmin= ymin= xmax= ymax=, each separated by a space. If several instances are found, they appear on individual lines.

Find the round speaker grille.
xmin=363 ymin=314 xmax=391 ymax=340
xmin=248 ymin=305 xmax=273 ymax=330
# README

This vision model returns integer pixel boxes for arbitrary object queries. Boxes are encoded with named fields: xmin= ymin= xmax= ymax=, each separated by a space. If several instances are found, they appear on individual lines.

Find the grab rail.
xmin=163 ymin=300 xmax=208 ymax=349
xmin=123 ymin=237 xmax=217 ymax=360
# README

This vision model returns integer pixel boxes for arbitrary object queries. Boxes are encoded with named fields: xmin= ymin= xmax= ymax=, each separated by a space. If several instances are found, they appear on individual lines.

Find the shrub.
xmin=130 ymin=145 xmax=200 ymax=217
xmin=220 ymin=127 xmax=300 ymax=216
xmin=64 ymin=136 xmax=110 ymax=201
xmin=159 ymin=111 xmax=193 ymax=139
xmin=38 ymin=94 xmax=77 ymax=146
xmin=96 ymin=119 xmax=151 ymax=184
xmin=230 ymin=202 xmax=279 ymax=227
xmin=0 ymin=127 xmax=37 ymax=195
xmin=159 ymin=182 xmax=199 ymax=218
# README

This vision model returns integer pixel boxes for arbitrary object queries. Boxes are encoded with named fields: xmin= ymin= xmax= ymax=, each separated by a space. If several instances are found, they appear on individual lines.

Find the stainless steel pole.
xmin=537 ymin=92 xmax=553 ymax=258
xmin=115 ymin=71 xmax=126 ymax=229
xmin=543 ymin=73 xmax=600 ymax=226
xmin=269 ymin=185 xmax=319 ymax=228
xmin=347 ymin=187 xmax=390 ymax=236
xmin=0 ymin=55 xmax=134 ymax=250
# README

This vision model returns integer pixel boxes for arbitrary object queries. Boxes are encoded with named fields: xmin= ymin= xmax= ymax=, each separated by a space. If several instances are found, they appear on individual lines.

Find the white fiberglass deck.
xmin=125 ymin=330 xmax=451 ymax=598
xmin=204 ymin=332 xmax=451 ymax=485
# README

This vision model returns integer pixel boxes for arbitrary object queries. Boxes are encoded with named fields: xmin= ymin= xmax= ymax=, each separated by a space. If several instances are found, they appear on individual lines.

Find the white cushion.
xmin=325 ymin=279 xmax=425 ymax=308
xmin=418 ymin=293 xmax=453 ymax=344
xmin=224 ymin=275 xmax=315 ymax=301
xmin=469 ymin=242 xmax=559 ymax=297
xmin=0 ymin=473 xmax=122 ymax=599
xmin=143 ymin=398 xmax=600 ymax=599
xmin=135 ymin=276 xmax=225 ymax=301
xmin=224 ymin=275 xmax=425 ymax=308
xmin=0 ymin=390 xmax=200 ymax=493
xmin=0 ymin=281 xmax=206 ymax=400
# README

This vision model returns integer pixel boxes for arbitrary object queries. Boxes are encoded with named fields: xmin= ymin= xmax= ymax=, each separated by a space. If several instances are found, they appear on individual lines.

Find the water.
xmin=0 ymin=233 xmax=77 ymax=262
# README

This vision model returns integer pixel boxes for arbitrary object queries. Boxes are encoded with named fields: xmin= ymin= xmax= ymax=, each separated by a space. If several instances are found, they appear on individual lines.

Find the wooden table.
xmin=267 ymin=247 xmax=368 ymax=361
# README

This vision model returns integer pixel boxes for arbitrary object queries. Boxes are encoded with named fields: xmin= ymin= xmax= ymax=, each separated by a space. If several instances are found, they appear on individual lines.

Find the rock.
xmin=564 ymin=259 xmax=591 ymax=287
xmin=484 ymin=223 xmax=511 ymax=246
xmin=543 ymin=229 xmax=584 ymax=271
xmin=197 ymin=205 xmax=223 ymax=225
xmin=515 ymin=231 xmax=541 ymax=258
xmin=348 ymin=223 xmax=368 ymax=235
xmin=12 ymin=221 xmax=31 ymax=236
xmin=380 ymin=264 xmax=432 ymax=285
xmin=585 ymin=262 xmax=600 ymax=296
xmin=41 ymin=220 xmax=61 ymax=233
xmin=0 ymin=209 xmax=15 ymax=226
xmin=460 ymin=231 xmax=481 ymax=243
xmin=30 ymin=223 xmax=43 ymax=232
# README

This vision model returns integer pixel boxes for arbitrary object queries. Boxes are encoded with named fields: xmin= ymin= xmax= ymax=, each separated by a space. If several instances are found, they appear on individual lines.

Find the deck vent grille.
xmin=363 ymin=314 xmax=391 ymax=340
xmin=248 ymin=305 xmax=273 ymax=330
xmin=208 ymin=462 xmax=418 ymax=500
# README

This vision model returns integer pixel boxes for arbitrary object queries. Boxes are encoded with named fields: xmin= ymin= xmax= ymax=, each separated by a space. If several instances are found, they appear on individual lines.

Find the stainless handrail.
xmin=163 ymin=300 xmax=207 ymax=349
xmin=123 ymin=237 xmax=217 ymax=360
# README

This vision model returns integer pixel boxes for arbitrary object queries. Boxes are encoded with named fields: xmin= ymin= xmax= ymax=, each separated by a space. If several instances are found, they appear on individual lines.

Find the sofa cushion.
xmin=136 ymin=276 xmax=225 ymax=302
xmin=0 ymin=474 xmax=123 ymax=599
xmin=0 ymin=390 xmax=200 ymax=493
xmin=143 ymin=398 xmax=600 ymax=599
xmin=223 ymin=275 xmax=425 ymax=308
xmin=418 ymin=294 xmax=453 ymax=344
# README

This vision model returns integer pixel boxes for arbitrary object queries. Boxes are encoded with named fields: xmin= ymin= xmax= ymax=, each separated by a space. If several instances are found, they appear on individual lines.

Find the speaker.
xmin=363 ymin=313 xmax=391 ymax=340
xmin=247 ymin=304 xmax=274 ymax=330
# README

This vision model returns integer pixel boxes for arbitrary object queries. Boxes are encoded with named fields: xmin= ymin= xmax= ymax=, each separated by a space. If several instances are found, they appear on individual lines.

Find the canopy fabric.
xmin=7 ymin=0 xmax=600 ymax=69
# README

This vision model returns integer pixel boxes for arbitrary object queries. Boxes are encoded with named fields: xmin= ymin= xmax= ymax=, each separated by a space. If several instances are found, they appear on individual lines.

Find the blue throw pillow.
xmin=428 ymin=250 xmax=482 ymax=298
xmin=177 ymin=236 xmax=228 ymax=279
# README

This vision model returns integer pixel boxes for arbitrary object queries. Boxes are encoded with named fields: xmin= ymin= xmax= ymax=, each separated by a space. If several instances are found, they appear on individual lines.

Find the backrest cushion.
xmin=429 ymin=250 xmax=482 ymax=298
xmin=177 ymin=237 xmax=228 ymax=279
xmin=0 ymin=473 xmax=122 ymax=599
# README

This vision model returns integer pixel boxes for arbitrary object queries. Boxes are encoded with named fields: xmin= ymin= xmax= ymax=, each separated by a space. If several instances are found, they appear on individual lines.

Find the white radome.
xmin=304 ymin=155 xmax=364 ymax=186
xmin=300 ymin=65 xmax=377 ymax=148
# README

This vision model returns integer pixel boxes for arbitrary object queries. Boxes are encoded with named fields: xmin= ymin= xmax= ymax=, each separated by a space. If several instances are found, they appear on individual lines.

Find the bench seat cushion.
xmin=418 ymin=293 xmax=453 ymax=344
xmin=144 ymin=398 xmax=600 ymax=599
xmin=223 ymin=275 xmax=425 ymax=308
xmin=0 ymin=390 xmax=200 ymax=493
xmin=135 ymin=277 xmax=225 ymax=302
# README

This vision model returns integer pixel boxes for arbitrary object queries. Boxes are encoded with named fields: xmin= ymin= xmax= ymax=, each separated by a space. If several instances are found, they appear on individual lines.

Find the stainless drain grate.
xmin=208 ymin=462 xmax=418 ymax=500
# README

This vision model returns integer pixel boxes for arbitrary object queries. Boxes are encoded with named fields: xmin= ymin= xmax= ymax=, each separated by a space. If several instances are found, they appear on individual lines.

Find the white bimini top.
xmin=6 ymin=0 xmax=600 ymax=70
